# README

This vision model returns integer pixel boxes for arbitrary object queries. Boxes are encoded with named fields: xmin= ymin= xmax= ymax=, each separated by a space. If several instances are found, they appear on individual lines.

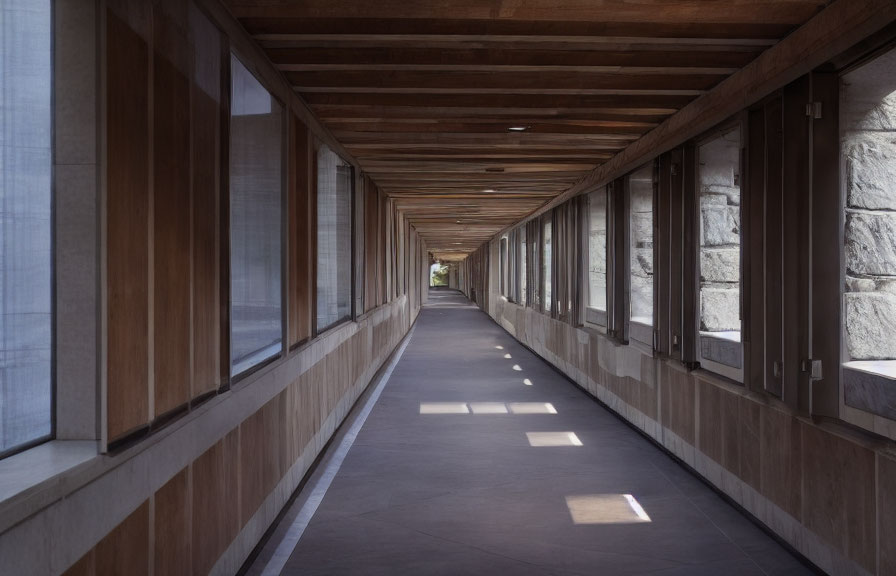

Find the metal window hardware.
xmin=805 ymin=102 xmax=822 ymax=119
xmin=801 ymin=359 xmax=823 ymax=380
xmin=773 ymin=361 xmax=783 ymax=379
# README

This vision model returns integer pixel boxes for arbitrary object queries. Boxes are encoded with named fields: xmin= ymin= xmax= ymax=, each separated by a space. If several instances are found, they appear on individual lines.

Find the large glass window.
xmin=317 ymin=145 xmax=353 ymax=332
xmin=697 ymin=127 xmax=743 ymax=375
xmin=0 ymin=0 xmax=52 ymax=456
xmin=230 ymin=54 xmax=283 ymax=376
xmin=841 ymin=47 xmax=896 ymax=378
xmin=629 ymin=164 xmax=654 ymax=329
xmin=543 ymin=218 xmax=552 ymax=313
xmin=587 ymin=187 xmax=608 ymax=325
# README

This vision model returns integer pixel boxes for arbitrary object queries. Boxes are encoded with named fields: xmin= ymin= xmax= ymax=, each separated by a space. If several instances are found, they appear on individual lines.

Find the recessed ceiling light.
xmin=508 ymin=126 xmax=530 ymax=132
xmin=483 ymin=189 xmax=496 ymax=193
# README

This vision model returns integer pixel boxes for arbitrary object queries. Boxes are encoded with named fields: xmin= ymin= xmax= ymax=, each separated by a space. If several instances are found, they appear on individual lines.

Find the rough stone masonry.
xmin=842 ymin=47 xmax=896 ymax=361
xmin=699 ymin=131 xmax=742 ymax=334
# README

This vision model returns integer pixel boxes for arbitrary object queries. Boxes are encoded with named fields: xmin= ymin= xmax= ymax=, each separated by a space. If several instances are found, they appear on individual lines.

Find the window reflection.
xmin=229 ymin=54 xmax=283 ymax=376
xmin=0 ymin=0 xmax=53 ymax=455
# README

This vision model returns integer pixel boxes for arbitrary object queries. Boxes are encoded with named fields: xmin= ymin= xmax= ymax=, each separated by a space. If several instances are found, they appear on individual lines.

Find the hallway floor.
xmin=250 ymin=289 xmax=816 ymax=576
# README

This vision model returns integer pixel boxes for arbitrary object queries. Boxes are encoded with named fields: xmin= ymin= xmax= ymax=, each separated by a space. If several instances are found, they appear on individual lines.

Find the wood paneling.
xmin=223 ymin=0 xmax=837 ymax=260
xmin=289 ymin=115 xmax=312 ymax=345
xmin=106 ymin=2 xmax=224 ymax=441
xmin=106 ymin=9 xmax=150 ymax=441
xmin=192 ymin=429 xmax=240 ymax=576
xmin=153 ymin=4 xmax=192 ymax=417
xmin=154 ymin=469 xmax=191 ymax=576
xmin=191 ymin=5 xmax=222 ymax=397
xmin=96 ymin=502 xmax=150 ymax=576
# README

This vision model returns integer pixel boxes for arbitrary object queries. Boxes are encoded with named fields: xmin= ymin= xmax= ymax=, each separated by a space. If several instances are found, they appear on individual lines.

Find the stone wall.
xmin=698 ymin=130 xmax=741 ymax=333
xmin=842 ymin=47 xmax=896 ymax=361
xmin=588 ymin=189 xmax=607 ymax=310
xmin=630 ymin=166 xmax=653 ymax=324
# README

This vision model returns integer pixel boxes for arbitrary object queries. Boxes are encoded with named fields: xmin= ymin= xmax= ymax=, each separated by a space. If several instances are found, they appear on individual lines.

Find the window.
xmin=586 ymin=187 xmax=608 ymax=326
xmin=0 ymin=0 xmax=53 ymax=457
xmin=316 ymin=145 xmax=353 ymax=332
xmin=499 ymin=236 xmax=508 ymax=296
xmin=629 ymin=163 xmax=654 ymax=337
xmin=229 ymin=54 xmax=283 ymax=376
xmin=841 ymin=47 xmax=896 ymax=380
xmin=697 ymin=127 xmax=743 ymax=377
xmin=519 ymin=227 xmax=527 ymax=306
xmin=543 ymin=217 xmax=552 ymax=314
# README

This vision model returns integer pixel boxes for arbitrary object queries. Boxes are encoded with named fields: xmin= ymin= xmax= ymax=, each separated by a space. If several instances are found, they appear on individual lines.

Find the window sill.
xmin=0 ymin=440 xmax=99 ymax=532
xmin=844 ymin=361 xmax=896 ymax=421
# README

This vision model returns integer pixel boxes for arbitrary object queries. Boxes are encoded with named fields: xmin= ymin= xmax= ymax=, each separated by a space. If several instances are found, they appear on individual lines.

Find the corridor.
xmin=250 ymin=290 xmax=813 ymax=576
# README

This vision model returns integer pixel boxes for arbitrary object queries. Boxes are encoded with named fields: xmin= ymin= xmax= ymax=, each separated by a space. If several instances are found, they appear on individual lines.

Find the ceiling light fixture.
xmin=508 ymin=125 xmax=530 ymax=132
xmin=483 ymin=189 xmax=496 ymax=193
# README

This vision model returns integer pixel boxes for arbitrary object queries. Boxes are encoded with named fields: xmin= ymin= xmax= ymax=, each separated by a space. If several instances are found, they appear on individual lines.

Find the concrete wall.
xmin=485 ymin=291 xmax=896 ymax=576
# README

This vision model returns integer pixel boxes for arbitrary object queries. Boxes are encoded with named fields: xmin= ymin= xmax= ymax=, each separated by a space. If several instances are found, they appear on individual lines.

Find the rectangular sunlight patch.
xmin=526 ymin=432 xmax=583 ymax=447
xmin=419 ymin=402 xmax=470 ymax=414
xmin=565 ymin=494 xmax=651 ymax=524
xmin=508 ymin=402 xmax=557 ymax=414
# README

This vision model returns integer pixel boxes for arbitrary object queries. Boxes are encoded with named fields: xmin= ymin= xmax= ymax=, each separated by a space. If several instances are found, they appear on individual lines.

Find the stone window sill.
xmin=0 ymin=440 xmax=99 ymax=533
xmin=844 ymin=361 xmax=896 ymax=421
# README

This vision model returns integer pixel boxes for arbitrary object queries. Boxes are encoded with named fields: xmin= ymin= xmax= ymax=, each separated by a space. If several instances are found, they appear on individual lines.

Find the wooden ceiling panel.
xmin=226 ymin=0 xmax=832 ymax=260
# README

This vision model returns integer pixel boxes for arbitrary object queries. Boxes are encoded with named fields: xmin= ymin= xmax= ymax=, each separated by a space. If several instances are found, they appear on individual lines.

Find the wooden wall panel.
xmin=363 ymin=177 xmax=380 ymax=312
xmin=191 ymin=6 xmax=222 ymax=398
xmin=96 ymin=502 xmax=150 ymax=576
xmin=153 ymin=4 xmax=192 ymax=417
xmin=154 ymin=468 xmax=191 ymax=576
xmin=106 ymin=9 xmax=150 ymax=441
xmin=289 ymin=115 xmax=312 ymax=345
xmin=192 ymin=429 xmax=240 ymax=576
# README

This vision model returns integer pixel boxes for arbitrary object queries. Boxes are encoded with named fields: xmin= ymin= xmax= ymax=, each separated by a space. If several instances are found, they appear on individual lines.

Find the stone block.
xmin=845 ymin=212 xmax=896 ymax=276
xmin=630 ymin=274 xmax=653 ymax=321
xmin=701 ymin=205 xmax=740 ymax=247
xmin=630 ymin=184 xmax=653 ymax=213
xmin=841 ymin=46 xmax=896 ymax=131
xmin=703 ymin=185 xmax=741 ymax=207
xmin=701 ymin=248 xmax=739 ymax=283
xmin=632 ymin=247 xmax=653 ymax=278
xmin=589 ymin=231 xmax=606 ymax=271
xmin=844 ymin=132 xmax=896 ymax=210
xmin=844 ymin=291 xmax=896 ymax=360
xmin=700 ymin=287 xmax=740 ymax=332
xmin=631 ymin=211 xmax=653 ymax=249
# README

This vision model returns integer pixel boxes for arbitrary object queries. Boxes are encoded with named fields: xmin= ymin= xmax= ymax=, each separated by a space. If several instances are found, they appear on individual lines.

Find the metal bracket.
xmin=801 ymin=358 xmax=823 ymax=380
xmin=805 ymin=102 xmax=822 ymax=119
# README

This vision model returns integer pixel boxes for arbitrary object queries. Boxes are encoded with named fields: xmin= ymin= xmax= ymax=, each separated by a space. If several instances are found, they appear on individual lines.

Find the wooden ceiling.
xmin=225 ymin=0 xmax=831 ymax=260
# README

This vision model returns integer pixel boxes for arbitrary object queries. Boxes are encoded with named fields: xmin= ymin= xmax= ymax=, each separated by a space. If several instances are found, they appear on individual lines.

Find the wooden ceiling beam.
xmin=266 ymin=46 xmax=760 ymax=69
xmin=225 ymin=1 xmax=828 ymax=26
xmin=310 ymin=105 xmax=674 ymax=122
xmin=286 ymin=70 xmax=725 ymax=92
xmin=302 ymin=92 xmax=693 ymax=109
xmin=316 ymin=121 xmax=655 ymax=135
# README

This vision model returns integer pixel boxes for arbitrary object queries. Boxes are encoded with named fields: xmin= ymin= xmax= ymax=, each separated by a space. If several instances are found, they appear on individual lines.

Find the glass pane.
xmin=230 ymin=54 xmax=283 ymax=376
xmin=629 ymin=164 xmax=654 ymax=326
xmin=0 ymin=0 xmax=53 ymax=455
xmin=317 ymin=145 xmax=353 ymax=331
xmin=543 ymin=219 xmax=552 ymax=312
xmin=841 ymin=47 xmax=896 ymax=365
xmin=588 ymin=188 xmax=608 ymax=311
xmin=697 ymin=128 xmax=743 ymax=363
